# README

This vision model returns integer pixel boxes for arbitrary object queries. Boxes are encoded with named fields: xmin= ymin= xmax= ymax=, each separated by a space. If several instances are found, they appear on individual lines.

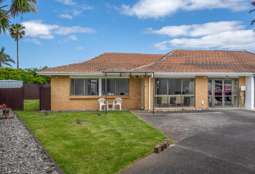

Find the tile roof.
xmin=42 ymin=53 xmax=164 ymax=73
xmin=135 ymin=50 xmax=255 ymax=73
xmin=41 ymin=50 xmax=255 ymax=74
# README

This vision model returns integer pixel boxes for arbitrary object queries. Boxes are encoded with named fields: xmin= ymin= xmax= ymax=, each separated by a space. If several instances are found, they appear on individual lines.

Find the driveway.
xmin=122 ymin=110 xmax=255 ymax=174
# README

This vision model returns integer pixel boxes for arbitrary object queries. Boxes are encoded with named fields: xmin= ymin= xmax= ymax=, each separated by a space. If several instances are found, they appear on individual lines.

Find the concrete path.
xmin=122 ymin=110 xmax=255 ymax=174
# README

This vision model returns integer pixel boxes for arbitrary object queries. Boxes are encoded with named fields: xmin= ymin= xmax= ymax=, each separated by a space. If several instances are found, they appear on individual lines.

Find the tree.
xmin=0 ymin=47 xmax=15 ymax=67
xmin=251 ymin=1 xmax=255 ymax=25
xmin=0 ymin=0 xmax=36 ymax=33
xmin=0 ymin=2 xmax=9 ymax=33
xmin=10 ymin=0 xmax=36 ymax=16
xmin=9 ymin=24 xmax=25 ymax=69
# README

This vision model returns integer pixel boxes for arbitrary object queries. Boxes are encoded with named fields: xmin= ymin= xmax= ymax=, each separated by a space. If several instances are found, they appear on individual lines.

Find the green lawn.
xmin=18 ymin=100 xmax=165 ymax=174
xmin=23 ymin=99 xmax=39 ymax=111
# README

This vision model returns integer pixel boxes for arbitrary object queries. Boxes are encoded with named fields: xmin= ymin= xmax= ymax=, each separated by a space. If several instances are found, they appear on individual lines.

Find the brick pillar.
xmin=143 ymin=77 xmax=154 ymax=111
xmin=239 ymin=77 xmax=246 ymax=107
xmin=195 ymin=76 xmax=208 ymax=110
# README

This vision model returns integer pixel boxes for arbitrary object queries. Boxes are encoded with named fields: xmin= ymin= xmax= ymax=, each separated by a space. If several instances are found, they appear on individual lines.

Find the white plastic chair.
xmin=98 ymin=98 xmax=107 ymax=111
xmin=113 ymin=98 xmax=122 ymax=111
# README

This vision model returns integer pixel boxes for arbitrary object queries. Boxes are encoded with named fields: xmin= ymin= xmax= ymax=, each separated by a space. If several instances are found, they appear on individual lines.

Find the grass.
xmin=24 ymin=99 xmax=39 ymax=111
xmin=18 ymin=100 xmax=165 ymax=174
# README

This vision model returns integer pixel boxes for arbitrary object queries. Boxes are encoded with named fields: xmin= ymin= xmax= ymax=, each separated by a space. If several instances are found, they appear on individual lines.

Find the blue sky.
xmin=0 ymin=0 xmax=254 ymax=68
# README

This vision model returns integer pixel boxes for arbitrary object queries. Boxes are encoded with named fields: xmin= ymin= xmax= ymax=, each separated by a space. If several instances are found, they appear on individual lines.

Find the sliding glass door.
xmin=208 ymin=79 xmax=239 ymax=107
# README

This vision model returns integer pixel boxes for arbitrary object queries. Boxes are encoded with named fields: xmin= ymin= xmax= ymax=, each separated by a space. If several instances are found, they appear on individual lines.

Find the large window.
xmin=102 ymin=79 xmax=128 ymax=96
xmin=155 ymin=79 xmax=195 ymax=107
xmin=70 ymin=79 xmax=99 ymax=96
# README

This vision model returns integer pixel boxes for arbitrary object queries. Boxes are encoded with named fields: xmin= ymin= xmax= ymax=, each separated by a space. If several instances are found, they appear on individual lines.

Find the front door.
xmin=209 ymin=79 xmax=238 ymax=107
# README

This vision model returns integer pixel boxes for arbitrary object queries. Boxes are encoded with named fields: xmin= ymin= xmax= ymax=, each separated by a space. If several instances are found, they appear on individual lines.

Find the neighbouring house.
xmin=39 ymin=50 xmax=255 ymax=111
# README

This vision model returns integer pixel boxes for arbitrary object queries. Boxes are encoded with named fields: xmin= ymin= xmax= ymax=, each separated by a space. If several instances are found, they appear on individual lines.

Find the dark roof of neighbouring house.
xmin=40 ymin=50 xmax=255 ymax=75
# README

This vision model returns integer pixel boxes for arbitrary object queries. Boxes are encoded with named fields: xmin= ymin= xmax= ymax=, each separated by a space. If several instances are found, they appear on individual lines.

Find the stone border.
xmin=15 ymin=112 xmax=65 ymax=174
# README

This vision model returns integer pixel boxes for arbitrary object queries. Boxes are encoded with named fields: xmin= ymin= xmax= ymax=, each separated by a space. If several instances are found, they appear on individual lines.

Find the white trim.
xmin=99 ymin=78 xmax=102 ymax=96
xmin=245 ymin=76 xmax=255 ymax=110
xmin=154 ymin=72 xmax=254 ymax=78
xmin=38 ymin=72 xmax=104 ymax=76
xmin=70 ymin=76 xmax=129 ymax=79
xmin=40 ymin=71 xmax=255 ymax=79
xmin=148 ymin=78 xmax=151 ymax=110
xmin=39 ymin=71 xmax=154 ymax=77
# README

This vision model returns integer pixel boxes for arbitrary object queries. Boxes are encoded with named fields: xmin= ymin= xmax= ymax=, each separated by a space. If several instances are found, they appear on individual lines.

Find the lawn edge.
xmin=117 ymin=111 xmax=167 ymax=174
xmin=16 ymin=111 xmax=65 ymax=174
xmin=17 ymin=110 xmax=166 ymax=174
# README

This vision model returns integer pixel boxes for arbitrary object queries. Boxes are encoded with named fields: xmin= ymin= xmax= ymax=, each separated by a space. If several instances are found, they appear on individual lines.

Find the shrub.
xmin=0 ymin=67 xmax=49 ymax=84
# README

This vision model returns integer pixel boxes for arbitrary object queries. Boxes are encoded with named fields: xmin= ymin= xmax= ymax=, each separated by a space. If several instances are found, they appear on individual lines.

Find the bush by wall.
xmin=0 ymin=68 xmax=49 ymax=84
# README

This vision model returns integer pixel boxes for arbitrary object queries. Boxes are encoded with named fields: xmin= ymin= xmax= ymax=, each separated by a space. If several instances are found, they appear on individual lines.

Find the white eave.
xmin=39 ymin=71 xmax=255 ymax=78
xmin=154 ymin=72 xmax=255 ymax=78
xmin=38 ymin=71 xmax=105 ymax=76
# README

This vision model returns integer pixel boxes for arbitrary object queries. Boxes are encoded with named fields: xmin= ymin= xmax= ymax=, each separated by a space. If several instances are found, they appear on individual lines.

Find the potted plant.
xmin=0 ymin=104 xmax=10 ymax=118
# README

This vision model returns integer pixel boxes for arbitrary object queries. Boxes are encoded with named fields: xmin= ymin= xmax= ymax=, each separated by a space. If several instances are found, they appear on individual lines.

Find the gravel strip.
xmin=0 ymin=112 xmax=60 ymax=174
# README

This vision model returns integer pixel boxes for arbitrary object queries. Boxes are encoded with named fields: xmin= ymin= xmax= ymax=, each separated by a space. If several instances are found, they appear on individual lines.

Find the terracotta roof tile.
xmin=136 ymin=50 xmax=255 ymax=73
xmin=41 ymin=50 xmax=255 ymax=74
xmin=42 ymin=53 xmax=164 ymax=73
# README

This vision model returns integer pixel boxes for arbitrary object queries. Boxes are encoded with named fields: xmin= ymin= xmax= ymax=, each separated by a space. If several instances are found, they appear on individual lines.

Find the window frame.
xmin=155 ymin=78 xmax=195 ymax=108
xmin=102 ymin=78 xmax=129 ymax=96
xmin=70 ymin=78 xmax=99 ymax=96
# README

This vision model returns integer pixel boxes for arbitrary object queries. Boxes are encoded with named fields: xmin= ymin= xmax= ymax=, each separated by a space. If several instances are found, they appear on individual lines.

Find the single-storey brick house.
xmin=39 ymin=50 xmax=255 ymax=111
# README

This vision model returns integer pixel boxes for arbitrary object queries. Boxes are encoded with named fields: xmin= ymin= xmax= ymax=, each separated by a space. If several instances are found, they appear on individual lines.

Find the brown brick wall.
xmin=239 ymin=76 xmax=246 ymax=107
xmin=195 ymin=76 xmax=209 ymax=110
xmin=51 ymin=76 xmax=142 ymax=111
xmin=51 ymin=76 xmax=246 ymax=111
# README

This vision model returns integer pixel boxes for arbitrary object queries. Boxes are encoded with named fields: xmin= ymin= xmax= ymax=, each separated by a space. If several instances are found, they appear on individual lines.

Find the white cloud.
xmin=122 ymin=0 xmax=248 ymax=19
xmin=58 ymin=4 xmax=92 ymax=20
xmin=22 ymin=21 xmax=58 ymax=39
xmin=59 ymin=13 xmax=73 ymax=19
xmin=56 ymin=0 xmax=75 ymax=5
xmin=55 ymin=26 xmax=94 ymax=35
xmin=149 ymin=21 xmax=243 ymax=37
xmin=169 ymin=30 xmax=255 ymax=50
xmin=68 ymin=35 xmax=78 ymax=41
xmin=150 ymin=21 xmax=255 ymax=51
xmin=22 ymin=20 xmax=94 ymax=40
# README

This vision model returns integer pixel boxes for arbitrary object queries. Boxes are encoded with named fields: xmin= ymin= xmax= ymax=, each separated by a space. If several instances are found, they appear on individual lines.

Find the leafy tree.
xmin=0 ymin=0 xmax=36 ymax=33
xmin=0 ymin=68 xmax=49 ymax=84
xmin=9 ymin=23 xmax=25 ymax=69
xmin=0 ymin=47 xmax=14 ymax=67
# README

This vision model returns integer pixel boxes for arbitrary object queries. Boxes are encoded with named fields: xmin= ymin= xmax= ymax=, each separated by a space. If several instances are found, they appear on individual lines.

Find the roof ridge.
xmin=131 ymin=51 xmax=173 ymax=71
xmin=102 ymin=52 xmax=164 ymax=56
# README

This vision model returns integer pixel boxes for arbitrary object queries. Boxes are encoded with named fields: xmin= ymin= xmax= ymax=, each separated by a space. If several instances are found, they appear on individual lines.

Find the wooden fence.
xmin=0 ymin=88 xmax=24 ymax=110
xmin=39 ymin=85 xmax=51 ymax=111
xmin=24 ymin=84 xmax=40 ymax=99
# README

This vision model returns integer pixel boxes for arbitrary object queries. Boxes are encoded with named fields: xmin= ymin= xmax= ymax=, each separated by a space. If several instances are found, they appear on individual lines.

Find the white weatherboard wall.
xmin=245 ymin=76 xmax=255 ymax=110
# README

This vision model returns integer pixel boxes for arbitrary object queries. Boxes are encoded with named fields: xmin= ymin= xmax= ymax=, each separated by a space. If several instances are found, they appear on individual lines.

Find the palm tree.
xmin=10 ymin=0 xmax=37 ymax=16
xmin=0 ymin=47 xmax=15 ymax=67
xmin=9 ymin=24 xmax=25 ymax=69
xmin=0 ymin=2 xmax=9 ymax=33
xmin=0 ymin=0 xmax=36 ymax=33
xmin=251 ymin=1 xmax=255 ymax=25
